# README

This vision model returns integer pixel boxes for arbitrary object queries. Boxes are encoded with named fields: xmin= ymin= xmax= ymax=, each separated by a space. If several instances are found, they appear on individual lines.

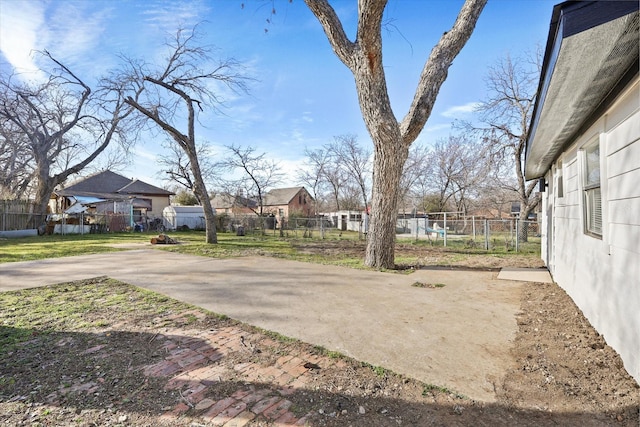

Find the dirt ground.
xmin=1 ymin=245 xmax=638 ymax=426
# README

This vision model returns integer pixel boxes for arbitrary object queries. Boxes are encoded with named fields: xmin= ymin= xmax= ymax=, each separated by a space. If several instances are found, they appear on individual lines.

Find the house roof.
xmin=118 ymin=179 xmax=172 ymax=195
xmin=264 ymin=187 xmax=311 ymax=206
xmin=524 ymin=1 xmax=639 ymax=180
xmin=210 ymin=193 xmax=257 ymax=210
xmin=56 ymin=170 xmax=174 ymax=198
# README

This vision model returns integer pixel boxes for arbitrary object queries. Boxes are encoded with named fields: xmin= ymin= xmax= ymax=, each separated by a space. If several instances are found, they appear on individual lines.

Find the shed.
xmin=162 ymin=206 xmax=205 ymax=231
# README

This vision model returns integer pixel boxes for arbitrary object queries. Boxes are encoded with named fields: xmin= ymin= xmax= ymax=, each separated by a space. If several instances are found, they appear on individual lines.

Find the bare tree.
xmin=399 ymin=143 xmax=432 ymax=214
xmin=123 ymin=27 xmax=249 ymax=244
xmin=429 ymin=135 xmax=488 ymax=214
xmin=0 ymin=51 xmax=135 ymax=221
xmin=298 ymin=138 xmax=370 ymax=214
xmin=329 ymin=134 xmax=371 ymax=211
xmin=0 ymin=120 xmax=33 ymax=198
xmin=222 ymin=144 xmax=283 ymax=217
xmin=337 ymin=184 xmax=363 ymax=211
xmin=297 ymin=146 xmax=332 ymax=215
xmin=304 ymin=0 xmax=487 ymax=268
xmin=323 ymin=160 xmax=346 ymax=212
xmin=157 ymin=139 xmax=219 ymax=197
xmin=474 ymin=51 xmax=542 ymax=239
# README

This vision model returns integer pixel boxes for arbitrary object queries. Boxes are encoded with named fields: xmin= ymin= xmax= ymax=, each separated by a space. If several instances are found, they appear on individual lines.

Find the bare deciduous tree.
xmin=297 ymin=146 xmax=332 ymax=215
xmin=0 ymin=51 xmax=135 ymax=222
xmin=157 ymin=140 xmax=219 ymax=197
xmin=222 ymin=144 xmax=283 ymax=217
xmin=298 ymin=136 xmax=371 ymax=213
xmin=123 ymin=27 xmax=249 ymax=244
xmin=329 ymin=134 xmax=371 ymax=211
xmin=304 ymin=0 xmax=487 ymax=268
xmin=474 ymin=51 xmax=542 ymax=239
xmin=322 ymin=160 xmax=347 ymax=212
xmin=399 ymin=143 xmax=432 ymax=214
xmin=0 ymin=121 xmax=32 ymax=198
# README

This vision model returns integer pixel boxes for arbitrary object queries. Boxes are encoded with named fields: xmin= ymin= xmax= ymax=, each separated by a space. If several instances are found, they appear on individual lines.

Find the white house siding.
xmin=544 ymin=77 xmax=640 ymax=383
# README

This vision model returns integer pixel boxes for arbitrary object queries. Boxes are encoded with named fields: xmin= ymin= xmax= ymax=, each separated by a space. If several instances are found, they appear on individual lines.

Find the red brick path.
xmin=138 ymin=311 xmax=346 ymax=426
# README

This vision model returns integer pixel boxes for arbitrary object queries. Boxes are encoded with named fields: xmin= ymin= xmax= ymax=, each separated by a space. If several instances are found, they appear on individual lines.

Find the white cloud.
xmin=133 ymin=146 xmax=158 ymax=162
xmin=441 ymin=102 xmax=480 ymax=118
xmin=301 ymin=111 xmax=313 ymax=123
xmin=274 ymin=158 xmax=302 ymax=187
xmin=139 ymin=0 xmax=210 ymax=34
xmin=0 ymin=0 xmax=115 ymax=82
xmin=0 ymin=1 xmax=46 ymax=75
xmin=47 ymin=3 xmax=111 ymax=63
xmin=423 ymin=123 xmax=452 ymax=134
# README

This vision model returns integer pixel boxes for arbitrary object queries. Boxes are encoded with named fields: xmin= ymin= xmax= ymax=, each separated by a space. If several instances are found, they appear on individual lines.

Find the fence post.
xmin=515 ymin=220 xmax=520 ymax=252
xmin=472 ymin=215 xmax=476 ymax=240
xmin=484 ymin=219 xmax=489 ymax=250
xmin=443 ymin=212 xmax=448 ymax=247
xmin=510 ymin=220 xmax=513 ymax=245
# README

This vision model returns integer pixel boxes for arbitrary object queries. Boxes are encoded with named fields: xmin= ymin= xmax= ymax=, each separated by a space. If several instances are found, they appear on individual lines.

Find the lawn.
xmin=0 ymin=229 xmax=543 ymax=269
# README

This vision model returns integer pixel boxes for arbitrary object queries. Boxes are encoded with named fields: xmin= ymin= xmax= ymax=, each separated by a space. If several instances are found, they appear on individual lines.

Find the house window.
xmin=556 ymin=161 xmax=563 ymax=199
xmin=583 ymin=139 xmax=601 ymax=237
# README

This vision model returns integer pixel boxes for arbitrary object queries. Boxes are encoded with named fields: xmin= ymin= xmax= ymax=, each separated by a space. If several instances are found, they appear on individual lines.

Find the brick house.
xmin=262 ymin=187 xmax=314 ymax=218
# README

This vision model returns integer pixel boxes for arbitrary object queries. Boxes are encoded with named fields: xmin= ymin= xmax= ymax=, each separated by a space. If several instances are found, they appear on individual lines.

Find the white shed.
xmin=162 ymin=206 xmax=205 ymax=231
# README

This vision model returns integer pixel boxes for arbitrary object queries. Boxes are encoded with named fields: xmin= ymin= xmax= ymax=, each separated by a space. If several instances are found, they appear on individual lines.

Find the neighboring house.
xmin=210 ymin=193 xmax=257 ymax=216
xmin=525 ymin=1 xmax=639 ymax=383
xmin=262 ymin=187 xmax=314 ymax=218
xmin=51 ymin=170 xmax=174 ymax=220
xmin=210 ymin=187 xmax=314 ymax=219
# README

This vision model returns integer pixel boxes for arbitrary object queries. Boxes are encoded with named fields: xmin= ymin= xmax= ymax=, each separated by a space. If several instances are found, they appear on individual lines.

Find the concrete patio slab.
xmin=0 ymin=250 xmax=527 ymax=402
xmin=497 ymin=267 xmax=553 ymax=283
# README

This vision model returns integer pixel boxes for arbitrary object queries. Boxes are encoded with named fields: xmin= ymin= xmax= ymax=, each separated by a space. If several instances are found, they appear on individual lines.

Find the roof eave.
xmin=525 ymin=1 xmax=639 ymax=180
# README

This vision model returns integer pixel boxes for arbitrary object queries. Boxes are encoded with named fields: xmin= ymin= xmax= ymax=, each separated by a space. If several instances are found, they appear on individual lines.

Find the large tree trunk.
xmin=306 ymin=0 xmax=486 ymax=269
xmin=30 ymin=162 xmax=56 ymax=229
xmin=188 ymin=150 xmax=217 ymax=244
xmin=365 ymin=141 xmax=408 ymax=268
xmin=201 ymin=194 xmax=218 ymax=244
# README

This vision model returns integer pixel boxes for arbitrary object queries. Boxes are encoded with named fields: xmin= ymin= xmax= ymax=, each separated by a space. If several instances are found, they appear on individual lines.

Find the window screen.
xmin=583 ymin=141 xmax=602 ymax=236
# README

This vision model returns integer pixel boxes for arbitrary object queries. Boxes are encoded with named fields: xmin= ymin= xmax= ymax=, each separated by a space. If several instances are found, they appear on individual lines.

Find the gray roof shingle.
xmin=56 ymin=170 xmax=173 ymax=198
xmin=264 ymin=187 xmax=308 ymax=206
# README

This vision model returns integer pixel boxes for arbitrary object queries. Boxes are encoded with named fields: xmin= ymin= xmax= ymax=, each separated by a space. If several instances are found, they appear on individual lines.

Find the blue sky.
xmin=0 ymin=0 xmax=558 ymax=188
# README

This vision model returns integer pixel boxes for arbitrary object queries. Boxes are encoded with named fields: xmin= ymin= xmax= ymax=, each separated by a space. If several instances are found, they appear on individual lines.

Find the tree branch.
xmin=304 ymin=0 xmax=357 ymax=68
xmin=399 ymin=0 xmax=486 ymax=144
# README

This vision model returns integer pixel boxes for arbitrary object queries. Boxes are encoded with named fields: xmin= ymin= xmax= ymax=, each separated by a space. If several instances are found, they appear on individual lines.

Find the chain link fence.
xmin=217 ymin=215 xmax=342 ymax=239
xmin=0 ymin=211 xmax=158 ymax=235
xmin=1 ymin=203 xmax=541 ymax=254
xmin=397 ymin=217 xmax=540 ymax=252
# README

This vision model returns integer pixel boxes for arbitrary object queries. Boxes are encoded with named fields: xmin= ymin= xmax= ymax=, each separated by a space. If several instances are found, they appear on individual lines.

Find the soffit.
xmin=525 ymin=8 xmax=639 ymax=179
